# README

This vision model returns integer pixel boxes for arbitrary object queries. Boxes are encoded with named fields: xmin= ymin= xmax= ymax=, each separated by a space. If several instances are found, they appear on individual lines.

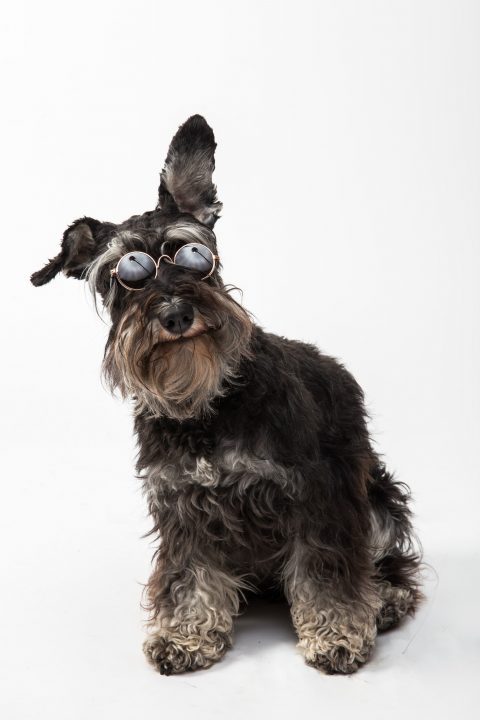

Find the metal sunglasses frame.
xmin=110 ymin=242 xmax=219 ymax=291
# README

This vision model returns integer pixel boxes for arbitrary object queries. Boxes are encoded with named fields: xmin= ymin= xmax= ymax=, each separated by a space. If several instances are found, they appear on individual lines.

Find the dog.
xmin=31 ymin=115 xmax=421 ymax=675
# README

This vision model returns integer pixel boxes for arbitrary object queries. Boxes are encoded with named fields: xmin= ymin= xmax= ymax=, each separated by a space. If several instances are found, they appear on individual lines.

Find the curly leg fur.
xmin=290 ymin=582 xmax=381 ymax=674
xmin=144 ymin=564 xmax=242 ymax=675
xmin=283 ymin=537 xmax=382 ymax=674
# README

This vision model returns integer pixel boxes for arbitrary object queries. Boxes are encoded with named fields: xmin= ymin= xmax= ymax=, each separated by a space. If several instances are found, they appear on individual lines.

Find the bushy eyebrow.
xmin=162 ymin=222 xmax=215 ymax=249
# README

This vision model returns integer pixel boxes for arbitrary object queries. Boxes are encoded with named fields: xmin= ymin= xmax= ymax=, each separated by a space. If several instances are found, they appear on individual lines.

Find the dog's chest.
xmin=143 ymin=443 xmax=297 ymax=577
xmin=145 ymin=445 xmax=294 ymax=494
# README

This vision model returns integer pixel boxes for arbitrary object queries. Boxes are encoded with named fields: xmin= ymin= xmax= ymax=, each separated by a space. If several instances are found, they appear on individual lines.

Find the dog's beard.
xmin=103 ymin=294 xmax=252 ymax=420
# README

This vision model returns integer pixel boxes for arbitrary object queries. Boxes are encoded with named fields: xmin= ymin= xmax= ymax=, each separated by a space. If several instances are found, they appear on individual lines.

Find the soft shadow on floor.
xmin=233 ymin=597 xmax=298 ymax=649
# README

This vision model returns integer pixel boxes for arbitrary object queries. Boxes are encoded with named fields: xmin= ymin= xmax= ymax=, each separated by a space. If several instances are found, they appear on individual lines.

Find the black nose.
xmin=159 ymin=302 xmax=194 ymax=335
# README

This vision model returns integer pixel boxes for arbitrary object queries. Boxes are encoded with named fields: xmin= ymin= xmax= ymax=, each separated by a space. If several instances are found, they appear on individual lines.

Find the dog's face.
xmin=31 ymin=116 xmax=252 ymax=420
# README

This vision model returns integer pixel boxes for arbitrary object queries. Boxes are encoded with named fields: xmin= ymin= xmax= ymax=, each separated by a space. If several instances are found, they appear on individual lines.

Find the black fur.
xmin=31 ymin=115 xmax=422 ymax=675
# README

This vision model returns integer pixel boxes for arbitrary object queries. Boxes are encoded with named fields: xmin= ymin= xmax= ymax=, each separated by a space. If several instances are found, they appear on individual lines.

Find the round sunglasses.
xmin=110 ymin=243 xmax=219 ymax=291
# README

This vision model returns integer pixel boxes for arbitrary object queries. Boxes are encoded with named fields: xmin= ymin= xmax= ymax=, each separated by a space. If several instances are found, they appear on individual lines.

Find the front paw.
xmin=306 ymin=642 xmax=372 ymax=674
xmin=143 ymin=630 xmax=231 ymax=675
xmin=298 ymin=621 xmax=377 ymax=675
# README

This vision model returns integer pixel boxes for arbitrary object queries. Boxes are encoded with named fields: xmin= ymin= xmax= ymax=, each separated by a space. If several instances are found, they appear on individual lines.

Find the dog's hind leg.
xmin=368 ymin=464 xmax=423 ymax=632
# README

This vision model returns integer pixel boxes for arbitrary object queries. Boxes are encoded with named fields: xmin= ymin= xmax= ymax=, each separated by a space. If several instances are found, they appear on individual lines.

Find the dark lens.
xmin=116 ymin=252 xmax=156 ymax=289
xmin=174 ymin=243 xmax=214 ymax=275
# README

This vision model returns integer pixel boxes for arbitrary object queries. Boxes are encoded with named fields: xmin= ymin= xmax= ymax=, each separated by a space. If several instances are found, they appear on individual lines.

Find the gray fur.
xmin=30 ymin=115 xmax=423 ymax=677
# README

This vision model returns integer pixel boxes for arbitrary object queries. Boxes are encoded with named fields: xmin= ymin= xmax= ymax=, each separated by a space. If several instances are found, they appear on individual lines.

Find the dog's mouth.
xmin=161 ymin=329 xmax=207 ymax=343
xmin=154 ymin=314 xmax=211 ymax=344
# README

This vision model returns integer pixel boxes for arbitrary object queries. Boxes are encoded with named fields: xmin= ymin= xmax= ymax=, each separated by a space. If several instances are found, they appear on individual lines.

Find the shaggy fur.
xmin=31 ymin=114 xmax=422 ymax=675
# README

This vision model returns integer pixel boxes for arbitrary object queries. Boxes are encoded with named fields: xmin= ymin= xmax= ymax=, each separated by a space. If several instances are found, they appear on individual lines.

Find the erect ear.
xmin=157 ymin=115 xmax=222 ymax=228
xmin=30 ymin=217 xmax=113 ymax=287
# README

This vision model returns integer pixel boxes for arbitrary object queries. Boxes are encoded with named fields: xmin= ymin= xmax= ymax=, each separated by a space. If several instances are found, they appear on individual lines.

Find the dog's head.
xmin=31 ymin=115 xmax=252 ymax=420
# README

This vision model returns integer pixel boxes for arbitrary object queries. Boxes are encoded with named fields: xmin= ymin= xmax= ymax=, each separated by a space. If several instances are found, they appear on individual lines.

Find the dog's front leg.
xmin=284 ymin=539 xmax=381 ymax=674
xmin=143 ymin=541 xmax=241 ymax=675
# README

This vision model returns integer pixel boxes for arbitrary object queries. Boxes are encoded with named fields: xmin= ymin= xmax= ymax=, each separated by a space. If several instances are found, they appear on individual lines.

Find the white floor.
xmin=4 ymin=0 xmax=480 ymax=716
xmin=2 ymin=457 xmax=478 ymax=720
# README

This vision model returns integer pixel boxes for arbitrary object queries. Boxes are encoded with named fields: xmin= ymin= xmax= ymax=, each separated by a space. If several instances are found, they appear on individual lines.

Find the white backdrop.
xmin=2 ymin=1 xmax=479 ymax=718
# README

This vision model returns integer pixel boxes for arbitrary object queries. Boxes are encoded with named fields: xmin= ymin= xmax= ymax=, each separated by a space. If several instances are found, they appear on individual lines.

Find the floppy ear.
xmin=30 ymin=217 xmax=113 ymax=287
xmin=157 ymin=115 xmax=222 ymax=228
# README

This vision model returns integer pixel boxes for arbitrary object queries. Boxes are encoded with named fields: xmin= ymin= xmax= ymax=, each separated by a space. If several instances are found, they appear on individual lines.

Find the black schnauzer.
xmin=31 ymin=115 xmax=421 ymax=675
